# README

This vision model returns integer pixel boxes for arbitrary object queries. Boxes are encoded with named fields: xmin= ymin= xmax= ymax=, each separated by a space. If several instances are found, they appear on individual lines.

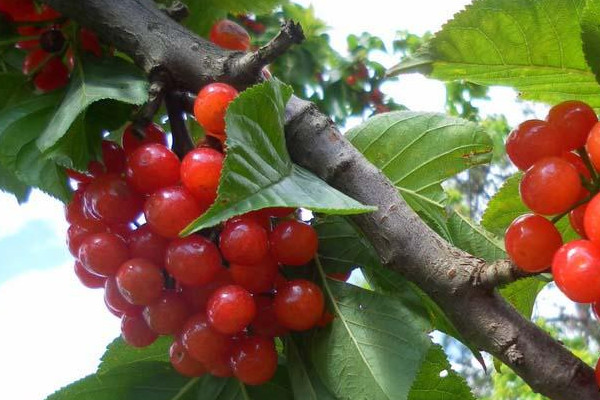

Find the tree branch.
xmin=43 ymin=0 xmax=600 ymax=398
xmin=475 ymin=259 xmax=542 ymax=289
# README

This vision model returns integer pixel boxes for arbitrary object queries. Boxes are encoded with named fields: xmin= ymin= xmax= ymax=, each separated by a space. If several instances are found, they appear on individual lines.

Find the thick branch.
xmin=43 ymin=0 xmax=600 ymax=398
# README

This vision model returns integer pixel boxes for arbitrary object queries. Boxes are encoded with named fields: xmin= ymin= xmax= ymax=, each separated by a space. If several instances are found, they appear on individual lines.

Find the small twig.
xmin=577 ymin=148 xmax=599 ymax=182
xmin=174 ymin=90 xmax=196 ymax=114
xmin=133 ymin=69 xmax=168 ymax=135
xmin=160 ymin=1 xmax=189 ymax=22
xmin=165 ymin=89 xmax=194 ymax=158
xmin=475 ymin=259 xmax=541 ymax=289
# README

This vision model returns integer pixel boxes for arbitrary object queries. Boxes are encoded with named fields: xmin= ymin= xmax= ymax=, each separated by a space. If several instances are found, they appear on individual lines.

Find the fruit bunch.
xmin=64 ymin=78 xmax=333 ymax=385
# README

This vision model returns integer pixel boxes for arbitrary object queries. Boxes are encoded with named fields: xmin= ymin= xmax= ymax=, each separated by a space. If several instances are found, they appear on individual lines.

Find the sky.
xmin=0 ymin=1 xmax=562 ymax=399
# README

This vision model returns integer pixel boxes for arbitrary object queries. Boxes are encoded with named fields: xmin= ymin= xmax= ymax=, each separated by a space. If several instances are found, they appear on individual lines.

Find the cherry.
xmin=269 ymin=220 xmax=318 ymax=266
xmin=230 ymin=256 xmax=279 ymax=294
xmin=104 ymin=276 xmax=143 ymax=317
xmin=83 ymin=174 xmax=143 ymax=224
xmin=595 ymin=358 xmax=600 ymax=388
xmin=66 ymin=224 xmax=103 ymax=257
xmin=34 ymin=57 xmax=69 ymax=92
xmin=328 ymin=271 xmax=352 ymax=281
xmin=65 ymin=190 xmax=106 ymax=231
xmin=66 ymin=168 xmax=92 ymax=186
xmin=547 ymin=100 xmax=598 ymax=151
xmin=209 ymin=20 xmax=251 ymax=51
xmin=170 ymin=339 xmax=206 ymax=377
xmin=193 ymin=83 xmax=238 ymax=140
xmin=116 ymin=258 xmax=164 ymax=305
xmin=39 ymin=28 xmax=65 ymax=53
xmin=180 ymin=147 xmax=224 ymax=209
xmin=207 ymin=284 xmax=256 ymax=335
xmin=144 ymin=186 xmax=204 ymax=238
xmin=121 ymin=312 xmax=158 ymax=348
xmin=143 ymin=292 xmax=190 ymax=335
xmin=181 ymin=269 xmax=233 ymax=312
xmin=73 ymin=261 xmax=105 ymax=289
xmin=127 ymin=224 xmax=169 ymax=266
xmin=80 ymin=28 xmax=101 ymax=57
xmin=504 ymin=214 xmax=562 ymax=272
xmin=122 ymin=123 xmax=168 ymax=156
xmin=570 ymin=202 xmax=588 ymax=238
xmin=274 ymin=279 xmax=324 ymax=331
xmin=552 ymin=240 xmax=600 ymax=303
xmin=78 ymin=232 xmax=129 ymax=277
xmin=316 ymin=310 xmax=335 ymax=327
xmin=0 ymin=0 xmax=59 ymax=21
xmin=101 ymin=140 xmax=126 ymax=174
xmin=505 ymin=120 xmax=564 ymax=170
xmin=345 ymin=75 xmax=357 ymax=86
xmin=584 ymin=194 xmax=600 ymax=245
xmin=16 ymin=26 xmax=42 ymax=50
xmin=251 ymin=296 xmax=288 ymax=338
xmin=519 ymin=157 xmax=581 ymax=215
xmin=230 ymin=336 xmax=277 ymax=385
xmin=165 ymin=235 xmax=223 ymax=286
xmin=126 ymin=144 xmax=181 ymax=195
xmin=561 ymin=151 xmax=592 ymax=179
xmin=586 ymin=122 xmax=600 ymax=171
xmin=181 ymin=313 xmax=233 ymax=376
xmin=219 ymin=217 xmax=269 ymax=265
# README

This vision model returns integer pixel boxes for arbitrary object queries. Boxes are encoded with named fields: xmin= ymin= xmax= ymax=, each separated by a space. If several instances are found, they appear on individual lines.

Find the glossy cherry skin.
xmin=584 ymin=194 xmax=600 ymax=245
xmin=251 ymin=296 xmax=288 ymax=338
xmin=116 ymin=258 xmax=164 ymax=306
xmin=170 ymin=339 xmax=206 ymax=377
xmin=504 ymin=214 xmax=563 ymax=272
xmin=0 ymin=1 xmax=59 ymax=21
xmin=570 ymin=202 xmax=588 ymax=238
xmin=269 ymin=220 xmax=318 ymax=266
xmin=23 ymin=49 xmax=69 ymax=92
xmin=586 ymin=122 xmax=600 ymax=171
xmin=207 ymin=284 xmax=256 ymax=335
xmin=547 ymin=100 xmax=598 ymax=151
xmin=143 ymin=292 xmax=190 ymax=335
xmin=561 ymin=151 xmax=592 ymax=179
xmin=505 ymin=120 xmax=564 ymax=170
xmin=219 ymin=217 xmax=269 ymax=265
xmin=519 ymin=157 xmax=581 ymax=215
xmin=193 ymin=83 xmax=238 ymax=139
xmin=83 ymin=174 xmax=143 ymax=224
xmin=181 ymin=269 xmax=233 ymax=312
xmin=80 ymin=28 xmax=102 ymax=57
xmin=104 ymin=276 xmax=143 ymax=317
xmin=595 ymin=358 xmax=600 ymax=388
xmin=121 ymin=312 xmax=158 ymax=348
xmin=126 ymin=144 xmax=181 ymax=195
xmin=73 ymin=261 xmax=105 ymax=289
xmin=180 ymin=147 xmax=224 ymax=209
xmin=101 ymin=140 xmax=126 ymax=174
xmin=209 ymin=20 xmax=251 ymax=51
xmin=166 ymin=235 xmax=223 ymax=287
xmin=230 ymin=336 xmax=278 ymax=385
xmin=230 ymin=256 xmax=279 ymax=294
xmin=127 ymin=224 xmax=169 ymax=266
xmin=552 ymin=240 xmax=600 ymax=303
xmin=144 ymin=186 xmax=204 ymax=238
xmin=78 ymin=232 xmax=129 ymax=277
xmin=122 ymin=123 xmax=168 ymax=156
xmin=274 ymin=279 xmax=324 ymax=331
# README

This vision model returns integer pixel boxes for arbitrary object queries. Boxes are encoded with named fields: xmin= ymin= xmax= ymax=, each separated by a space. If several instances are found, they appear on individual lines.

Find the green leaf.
xmin=36 ymin=56 xmax=147 ymax=152
xmin=0 ymin=73 xmax=30 ymax=110
xmin=182 ymin=80 xmax=375 ymax=234
xmin=311 ymin=265 xmax=431 ymax=400
xmin=446 ymin=211 xmax=505 ymax=262
xmin=499 ymin=277 xmax=547 ymax=321
xmin=0 ymin=162 xmax=29 ymax=203
xmin=390 ymin=0 xmax=600 ymax=107
xmin=408 ymin=344 xmax=475 ymax=400
xmin=98 ymin=336 xmax=171 ymax=373
xmin=582 ymin=0 xmax=600 ymax=85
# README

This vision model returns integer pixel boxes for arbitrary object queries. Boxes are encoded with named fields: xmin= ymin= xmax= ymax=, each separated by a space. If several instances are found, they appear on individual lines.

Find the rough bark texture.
xmin=44 ymin=0 xmax=600 ymax=398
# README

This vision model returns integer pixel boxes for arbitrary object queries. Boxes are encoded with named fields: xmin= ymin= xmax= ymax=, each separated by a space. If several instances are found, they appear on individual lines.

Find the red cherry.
xmin=65 ymin=190 xmax=106 ymax=231
xmin=547 ymin=100 xmax=598 ymax=151
xmin=78 ymin=232 xmax=129 ymax=277
xmin=193 ymin=83 xmax=238 ymax=139
xmin=1 ymin=0 xmax=59 ymax=21
xmin=327 ymin=271 xmax=352 ymax=281
xmin=274 ymin=279 xmax=324 ymax=331
xmin=127 ymin=224 xmax=169 ymax=266
xmin=80 ymin=28 xmax=101 ymax=57
xmin=144 ymin=186 xmax=204 ymax=238
xmin=269 ymin=220 xmax=318 ymax=266
xmin=219 ymin=217 xmax=269 ymax=265
xmin=116 ymin=258 xmax=164 ymax=306
xmin=595 ymin=358 xmax=600 ymax=388
xmin=552 ymin=240 xmax=600 ymax=303
xmin=66 ymin=223 xmax=105 ymax=257
xmin=34 ymin=57 xmax=69 ymax=92
xmin=166 ymin=235 xmax=223 ymax=287
xmin=561 ymin=151 xmax=592 ymax=179
xmin=209 ymin=20 xmax=251 ymax=51
xmin=519 ymin=157 xmax=581 ymax=215
xmin=65 ymin=168 xmax=92 ymax=186
xmin=181 ymin=269 xmax=233 ymax=312
xmin=122 ymin=123 xmax=168 ymax=156
xmin=316 ymin=310 xmax=335 ymax=327
xmin=251 ymin=296 xmax=288 ymax=338
xmin=230 ymin=256 xmax=279 ymax=294
xmin=504 ymin=214 xmax=563 ymax=272
xmin=180 ymin=147 xmax=223 ymax=209
xmin=15 ymin=26 xmax=41 ymax=50
xmin=104 ymin=276 xmax=142 ymax=317
xmin=230 ymin=336 xmax=277 ymax=385
xmin=83 ymin=174 xmax=143 ymax=224
xmin=586 ymin=122 xmax=600 ymax=171
xmin=126 ymin=144 xmax=181 ymax=195
xmin=570 ymin=203 xmax=588 ymax=238
xmin=505 ymin=120 xmax=564 ymax=170
xmin=101 ymin=140 xmax=126 ymax=174
xmin=584 ymin=194 xmax=600 ymax=245
xmin=207 ymin=285 xmax=256 ymax=335
xmin=345 ymin=75 xmax=357 ymax=86
xmin=121 ymin=313 xmax=158 ymax=348
xmin=170 ymin=339 xmax=206 ymax=377
xmin=73 ymin=261 xmax=105 ymax=289
xmin=143 ymin=292 xmax=190 ymax=335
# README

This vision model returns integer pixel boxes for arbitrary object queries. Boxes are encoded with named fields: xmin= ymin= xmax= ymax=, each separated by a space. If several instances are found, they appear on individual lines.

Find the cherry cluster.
xmin=0 ymin=0 xmax=106 ymax=92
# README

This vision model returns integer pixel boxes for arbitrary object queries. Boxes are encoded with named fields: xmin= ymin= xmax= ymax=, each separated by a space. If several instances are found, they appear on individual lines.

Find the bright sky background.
xmin=0 ymin=1 xmax=564 ymax=399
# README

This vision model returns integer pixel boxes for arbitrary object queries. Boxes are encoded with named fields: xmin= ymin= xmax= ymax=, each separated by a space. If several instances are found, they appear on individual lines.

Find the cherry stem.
xmin=576 ymin=147 xmax=599 ymax=182
xmin=133 ymin=69 xmax=168 ymax=136
xmin=165 ymin=89 xmax=194 ymax=159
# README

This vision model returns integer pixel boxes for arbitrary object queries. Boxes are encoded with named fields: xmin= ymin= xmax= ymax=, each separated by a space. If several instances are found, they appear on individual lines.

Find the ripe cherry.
xmin=23 ymin=49 xmax=69 ymax=92
xmin=219 ymin=217 xmax=269 ymax=265
xmin=504 ymin=214 xmax=562 ymax=272
xmin=73 ymin=261 xmax=105 ymax=289
xmin=180 ymin=147 xmax=223 ymax=209
xmin=39 ymin=28 xmax=65 ymax=53
xmin=166 ymin=235 xmax=223 ymax=287
xmin=274 ymin=279 xmax=324 ymax=331
xmin=80 ymin=28 xmax=102 ymax=57
xmin=144 ymin=186 xmax=204 ymax=238
xmin=170 ymin=339 xmax=206 ymax=377
xmin=586 ymin=122 xmax=600 ymax=171
xmin=519 ymin=157 xmax=581 ymax=215
xmin=251 ymin=296 xmax=288 ymax=338
xmin=143 ymin=292 xmax=190 ymax=335
xmin=570 ymin=202 xmax=588 ymax=238
xmin=505 ymin=120 xmax=564 ymax=170
xmin=126 ymin=144 xmax=181 ymax=195
xmin=230 ymin=256 xmax=279 ymax=294
xmin=561 ymin=151 xmax=591 ymax=179
xmin=193 ymin=83 xmax=238 ymax=139
xmin=78 ymin=232 xmax=129 ymax=277
xmin=595 ymin=358 xmax=600 ymax=388
xmin=547 ymin=100 xmax=598 ymax=151
xmin=101 ymin=140 xmax=126 ymax=174
xmin=83 ymin=174 xmax=143 ymax=224
xmin=121 ymin=312 xmax=158 ymax=348
xmin=122 ymin=123 xmax=168 ymax=156
xmin=230 ymin=336 xmax=277 ymax=385
xmin=181 ymin=269 xmax=233 ymax=312
xmin=209 ymin=20 xmax=251 ymax=51
xmin=116 ymin=258 xmax=164 ymax=305
xmin=207 ymin=284 xmax=256 ymax=335
xmin=104 ymin=276 xmax=143 ymax=317
xmin=584 ymin=194 xmax=600 ymax=245
xmin=127 ymin=224 xmax=169 ymax=266
xmin=270 ymin=220 xmax=318 ymax=265
xmin=552 ymin=240 xmax=600 ymax=303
